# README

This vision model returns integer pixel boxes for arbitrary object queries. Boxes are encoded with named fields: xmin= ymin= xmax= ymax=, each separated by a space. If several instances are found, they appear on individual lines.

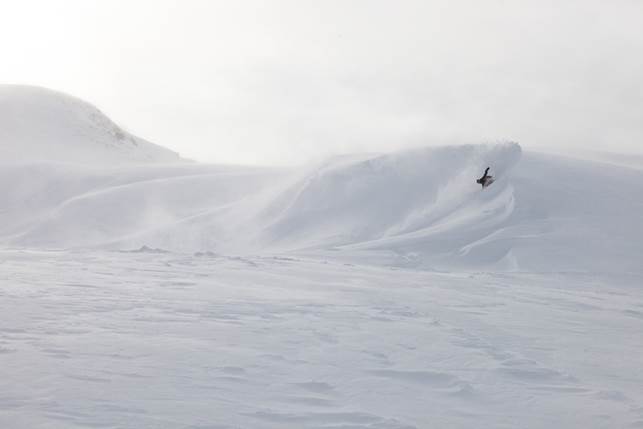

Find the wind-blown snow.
xmin=2 ymin=136 xmax=641 ymax=273
xmin=1 ymin=87 xmax=642 ymax=428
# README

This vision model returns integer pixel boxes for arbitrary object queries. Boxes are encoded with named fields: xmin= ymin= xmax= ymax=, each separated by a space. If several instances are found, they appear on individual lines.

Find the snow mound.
xmin=0 ymin=85 xmax=183 ymax=164
xmin=1 ymin=138 xmax=641 ymax=273
xmin=260 ymin=143 xmax=521 ymax=250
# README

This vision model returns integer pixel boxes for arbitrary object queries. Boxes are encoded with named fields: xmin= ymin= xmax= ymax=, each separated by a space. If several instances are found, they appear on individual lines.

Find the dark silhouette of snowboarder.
xmin=477 ymin=167 xmax=494 ymax=188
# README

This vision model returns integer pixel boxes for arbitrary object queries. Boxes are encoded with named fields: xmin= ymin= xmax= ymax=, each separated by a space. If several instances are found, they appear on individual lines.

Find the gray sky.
xmin=1 ymin=0 xmax=642 ymax=164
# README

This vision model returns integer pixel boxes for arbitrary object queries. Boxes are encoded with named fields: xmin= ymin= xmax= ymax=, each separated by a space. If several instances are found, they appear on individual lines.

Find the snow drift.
xmin=259 ymin=143 xmax=521 ymax=250
xmin=1 ymin=87 xmax=642 ymax=273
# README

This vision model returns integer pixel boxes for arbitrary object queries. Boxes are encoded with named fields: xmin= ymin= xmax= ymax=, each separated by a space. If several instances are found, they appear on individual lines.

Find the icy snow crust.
xmin=2 ymin=87 xmax=643 ymax=428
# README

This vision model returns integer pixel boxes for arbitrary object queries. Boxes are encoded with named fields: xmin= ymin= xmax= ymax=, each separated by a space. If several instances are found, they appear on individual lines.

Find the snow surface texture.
xmin=1 ymin=87 xmax=643 ymax=428
xmin=2 ymin=251 xmax=642 ymax=429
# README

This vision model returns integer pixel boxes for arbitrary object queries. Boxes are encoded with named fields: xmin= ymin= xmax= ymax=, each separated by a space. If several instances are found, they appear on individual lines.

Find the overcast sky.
xmin=1 ymin=0 xmax=642 ymax=164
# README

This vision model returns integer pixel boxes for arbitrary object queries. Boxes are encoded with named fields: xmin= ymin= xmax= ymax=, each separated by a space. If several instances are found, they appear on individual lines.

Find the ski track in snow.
xmin=1 ymin=250 xmax=642 ymax=429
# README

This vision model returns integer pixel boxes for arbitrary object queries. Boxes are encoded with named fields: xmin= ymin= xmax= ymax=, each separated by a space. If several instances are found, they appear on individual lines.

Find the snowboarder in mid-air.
xmin=477 ymin=167 xmax=494 ymax=188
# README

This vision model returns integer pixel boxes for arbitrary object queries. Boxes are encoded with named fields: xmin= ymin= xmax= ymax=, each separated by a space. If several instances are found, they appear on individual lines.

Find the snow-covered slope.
xmin=2 ymin=88 xmax=643 ymax=428
xmin=325 ymin=148 xmax=643 ymax=273
xmin=0 ymin=86 xmax=640 ymax=272
xmin=260 ymin=143 xmax=521 ymax=250
xmin=0 ymin=85 xmax=182 ymax=164
xmin=1 ymin=138 xmax=641 ymax=273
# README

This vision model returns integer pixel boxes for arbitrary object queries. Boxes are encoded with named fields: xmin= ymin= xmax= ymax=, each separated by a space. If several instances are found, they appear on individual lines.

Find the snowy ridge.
xmin=0 ymin=143 xmax=521 ymax=256
xmin=2 ymin=139 xmax=642 ymax=273
xmin=0 ymin=85 xmax=183 ymax=164
xmin=1 ymin=87 xmax=642 ymax=272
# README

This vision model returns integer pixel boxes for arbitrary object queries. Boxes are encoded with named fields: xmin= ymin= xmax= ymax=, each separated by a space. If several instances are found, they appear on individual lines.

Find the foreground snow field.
xmin=1 ymin=250 xmax=642 ymax=429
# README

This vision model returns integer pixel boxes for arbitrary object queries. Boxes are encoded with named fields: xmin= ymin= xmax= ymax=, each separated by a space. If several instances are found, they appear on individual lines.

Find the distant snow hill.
xmin=1 ymin=86 xmax=642 ymax=273
xmin=0 ymin=85 xmax=183 ymax=164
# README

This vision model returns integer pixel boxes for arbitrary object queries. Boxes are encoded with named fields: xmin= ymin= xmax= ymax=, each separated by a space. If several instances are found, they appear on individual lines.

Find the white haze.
xmin=2 ymin=12 xmax=643 ymax=424
xmin=1 ymin=0 xmax=642 ymax=164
